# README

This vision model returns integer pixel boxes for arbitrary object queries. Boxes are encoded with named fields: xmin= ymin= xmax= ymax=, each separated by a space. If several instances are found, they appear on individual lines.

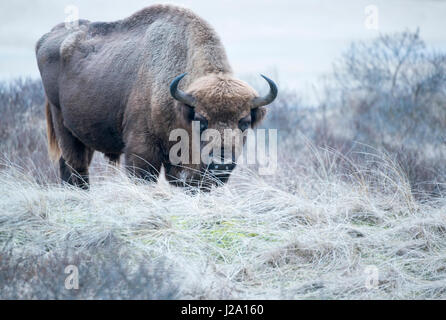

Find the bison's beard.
xmin=164 ymin=163 xmax=235 ymax=191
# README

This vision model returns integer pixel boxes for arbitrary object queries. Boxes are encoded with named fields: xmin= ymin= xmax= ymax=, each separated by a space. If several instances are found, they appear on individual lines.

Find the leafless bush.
xmin=261 ymin=30 xmax=446 ymax=199
xmin=0 ymin=79 xmax=56 ymax=182
xmin=0 ymin=240 xmax=181 ymax=299
xmin=330 ymin=30 xmax=446 ymax=198
xmin=333 ymin=29 xmax=446 ymax=148
xmin=261 ymin=89 xmax=306 ymax=136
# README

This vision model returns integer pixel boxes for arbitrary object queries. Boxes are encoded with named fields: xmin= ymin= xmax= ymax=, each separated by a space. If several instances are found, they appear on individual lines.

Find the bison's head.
xmin=169 ymin=73 xmax=277 ymax=189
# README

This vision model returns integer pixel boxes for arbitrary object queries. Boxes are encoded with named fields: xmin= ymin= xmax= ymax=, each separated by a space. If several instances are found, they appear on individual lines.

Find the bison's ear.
xmin=251 ymin=106 xmax=267 ymax=128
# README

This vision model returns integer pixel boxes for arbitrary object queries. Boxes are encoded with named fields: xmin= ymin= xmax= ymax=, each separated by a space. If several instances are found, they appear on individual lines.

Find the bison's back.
xmin=35 ymin=4 xmax=230 ymax=153
xmin=36 ymin=20 xmax=91 ymax=106
xmin=36 ymin=18 xmax=135 ymax=153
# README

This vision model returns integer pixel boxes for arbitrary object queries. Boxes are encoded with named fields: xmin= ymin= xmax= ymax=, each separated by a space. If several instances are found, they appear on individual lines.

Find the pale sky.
xmin=1 ymin=0 xmax=445 ymax=101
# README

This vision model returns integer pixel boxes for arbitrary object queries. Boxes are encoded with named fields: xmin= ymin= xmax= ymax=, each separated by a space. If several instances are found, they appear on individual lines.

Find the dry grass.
xmin=1 ymin=144 xmax=445 ymax=299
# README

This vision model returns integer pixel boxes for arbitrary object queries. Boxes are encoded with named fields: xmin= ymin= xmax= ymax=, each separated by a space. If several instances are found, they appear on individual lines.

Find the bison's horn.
xmin=252 ymin=74 xmax=278 ymax=108
xmin=170 ymin=73 xmax=195 ymax=106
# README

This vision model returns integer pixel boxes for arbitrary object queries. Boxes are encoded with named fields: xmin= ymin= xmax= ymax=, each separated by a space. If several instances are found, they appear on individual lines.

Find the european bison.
xmin=36 ymin=4 xmax=277 ymax=189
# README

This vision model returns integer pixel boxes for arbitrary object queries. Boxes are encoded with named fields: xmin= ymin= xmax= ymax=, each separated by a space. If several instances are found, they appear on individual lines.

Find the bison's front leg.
xmin=49 ymin=103 xmax=94 ymax=189
xmin=124 ymin=142 xmax=163 ymax=182
xmin=59 ymin=156 xmax=91 ymax=189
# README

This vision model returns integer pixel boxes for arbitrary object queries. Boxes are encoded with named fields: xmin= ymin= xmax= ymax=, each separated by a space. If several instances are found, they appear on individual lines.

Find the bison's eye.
xmin=194 ymin=113 xmax=208 ymax=132
xmin=238 ymin=115 xmax=251 ymax=131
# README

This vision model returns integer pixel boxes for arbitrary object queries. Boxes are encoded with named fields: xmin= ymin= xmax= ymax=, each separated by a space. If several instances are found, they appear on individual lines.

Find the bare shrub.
xmin=261 ymin=30 xmax=446 ymax=199
xmin=0 ymin=79 xmax=56 ymax=182
xmin=0 ymin=241 xmax=181 ymax=299
xmin=329 ymin=30 xmax=446 ymax=198
xmin=333 ymin=29 xmax=446 ymax=148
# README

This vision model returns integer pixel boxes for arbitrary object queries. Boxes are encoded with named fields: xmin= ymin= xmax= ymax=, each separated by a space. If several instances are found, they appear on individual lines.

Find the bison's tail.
xmin=45 ymin=98 xmax=61 ymax=162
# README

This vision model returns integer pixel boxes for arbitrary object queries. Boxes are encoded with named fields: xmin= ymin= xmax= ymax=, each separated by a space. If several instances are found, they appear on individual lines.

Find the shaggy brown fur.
xmin=36 ymin=4 xmax=274 ymax=189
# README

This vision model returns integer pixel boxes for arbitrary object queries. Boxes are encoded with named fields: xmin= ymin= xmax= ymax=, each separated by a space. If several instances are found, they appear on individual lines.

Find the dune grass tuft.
xmin=1 ymin=146 xmax=445 ymax=299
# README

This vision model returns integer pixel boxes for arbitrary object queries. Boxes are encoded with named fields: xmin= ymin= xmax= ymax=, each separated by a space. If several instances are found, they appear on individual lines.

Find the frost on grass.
xmin=0 ymin=147 xmax=446 ymax=299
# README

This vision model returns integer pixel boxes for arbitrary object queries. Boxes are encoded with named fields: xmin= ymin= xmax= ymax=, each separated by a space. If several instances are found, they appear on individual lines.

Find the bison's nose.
xmin=208 ymin=161 xmax=236 ymax=172
xmin=207 ymin=148 xmax=237 ymax=173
